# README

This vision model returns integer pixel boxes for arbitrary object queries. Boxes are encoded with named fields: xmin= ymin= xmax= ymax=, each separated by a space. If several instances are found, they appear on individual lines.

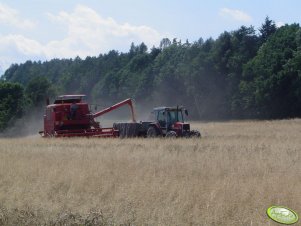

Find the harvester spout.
xmin=92 ymin=98 xmax=136 ymax=122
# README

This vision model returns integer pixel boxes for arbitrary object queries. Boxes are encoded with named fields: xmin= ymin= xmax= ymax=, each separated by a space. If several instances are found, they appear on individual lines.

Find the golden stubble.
xmin=0 ymin=119 xmax=300 ymax=225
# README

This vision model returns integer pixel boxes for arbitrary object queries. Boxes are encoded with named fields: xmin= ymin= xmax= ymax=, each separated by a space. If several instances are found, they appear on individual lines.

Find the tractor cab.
xmin=152 ymin=107 xmax=187 ymax=128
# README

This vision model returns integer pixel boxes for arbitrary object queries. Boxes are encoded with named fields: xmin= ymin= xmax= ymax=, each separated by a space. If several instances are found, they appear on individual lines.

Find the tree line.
xmin=1 ymin=17 xmax=301 ymax=131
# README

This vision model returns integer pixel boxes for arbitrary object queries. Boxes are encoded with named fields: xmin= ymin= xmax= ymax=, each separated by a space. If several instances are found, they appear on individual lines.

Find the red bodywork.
xmin=171 ymin=122 xmax=185 ymax=136
xmin=152 ymin=121 xmax=190 ymax=136
xmin=40 ymin=95 xmax=136 ymax=137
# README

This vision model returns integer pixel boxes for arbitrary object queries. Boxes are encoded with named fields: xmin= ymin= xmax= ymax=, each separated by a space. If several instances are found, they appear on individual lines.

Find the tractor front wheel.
xmin=166 ymin=131 xmax=177 ymax=138
xmin=147 ymin=126 xmax=158 ymax=138
xmin=190 ymin=130 xmax=201 ymax=138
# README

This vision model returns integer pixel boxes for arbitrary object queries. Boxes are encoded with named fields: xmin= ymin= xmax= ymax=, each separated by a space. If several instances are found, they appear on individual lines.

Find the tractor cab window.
xmin=167 ymin=110 xmax=184 ymax=125
xmin=157 ymin=110 xmax=166 ymax=127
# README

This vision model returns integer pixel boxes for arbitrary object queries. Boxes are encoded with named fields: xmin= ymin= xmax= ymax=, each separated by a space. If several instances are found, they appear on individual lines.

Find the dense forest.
xmin=1 ymin=17 xmax=301 ymax=131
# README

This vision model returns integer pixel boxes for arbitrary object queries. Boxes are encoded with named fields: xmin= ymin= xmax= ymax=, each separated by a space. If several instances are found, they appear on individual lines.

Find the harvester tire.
xmin=147 ymin=126 xmax=158 ymax=138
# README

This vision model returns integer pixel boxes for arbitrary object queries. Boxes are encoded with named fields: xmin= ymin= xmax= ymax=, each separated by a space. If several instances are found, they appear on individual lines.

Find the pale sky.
xmin=0 ymin=0 xmax=300 ymax=75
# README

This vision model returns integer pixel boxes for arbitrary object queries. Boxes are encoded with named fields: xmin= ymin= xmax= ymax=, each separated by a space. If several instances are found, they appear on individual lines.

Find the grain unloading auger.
xmin=39 ymin=95 xmax=136 ymax=137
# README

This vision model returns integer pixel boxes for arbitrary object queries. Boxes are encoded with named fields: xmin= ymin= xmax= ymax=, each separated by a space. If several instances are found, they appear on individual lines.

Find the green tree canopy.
xmin=25 ymin=76 xmax=55 ymax=106
xmin=0 ymin=82 xmax=26 ymax=131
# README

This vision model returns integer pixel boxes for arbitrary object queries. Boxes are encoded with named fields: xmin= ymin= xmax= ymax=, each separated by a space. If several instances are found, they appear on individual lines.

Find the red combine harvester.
xmin=39 ymin=95 xmax=136 ymax=137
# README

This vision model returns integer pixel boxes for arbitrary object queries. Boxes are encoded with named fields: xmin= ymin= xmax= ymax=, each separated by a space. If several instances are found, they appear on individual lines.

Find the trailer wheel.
xmin=147 ymin=126 xmax=158 ymax=138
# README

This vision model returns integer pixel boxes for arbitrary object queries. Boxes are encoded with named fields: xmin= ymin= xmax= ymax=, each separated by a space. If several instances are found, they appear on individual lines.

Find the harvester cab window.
xmin=70 ymin=102 xmax=78 ymax=120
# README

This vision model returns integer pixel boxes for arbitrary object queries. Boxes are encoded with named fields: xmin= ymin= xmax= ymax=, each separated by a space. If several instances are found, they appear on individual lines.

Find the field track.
xmin=0 ymin=120 xmax=300 ymax=225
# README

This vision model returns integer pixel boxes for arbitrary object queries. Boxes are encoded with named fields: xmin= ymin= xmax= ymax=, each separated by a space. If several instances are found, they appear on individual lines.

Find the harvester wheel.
xmin=166 ymin=131 xmax=177 ymax=138
xmin=147 ymin=126 xmax=158 ymax=138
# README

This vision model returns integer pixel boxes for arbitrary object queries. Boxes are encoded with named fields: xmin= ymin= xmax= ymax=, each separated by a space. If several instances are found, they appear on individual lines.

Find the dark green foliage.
xmin=26 ymin=76 xmax=55 ymax=105
xmin=1 ymin=18 xmax=301 ymax=130
xmin=259 ymin=16 xmax=277 ymax=43
xmin=241 ymin=24 xmax=301 ymax=118
xmin=0 ymin=82 xmax=26 ymax=131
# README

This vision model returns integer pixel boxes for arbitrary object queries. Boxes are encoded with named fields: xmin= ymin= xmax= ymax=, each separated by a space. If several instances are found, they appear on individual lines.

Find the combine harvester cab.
xmin=39 ymin=95 xmax=137 ymax=137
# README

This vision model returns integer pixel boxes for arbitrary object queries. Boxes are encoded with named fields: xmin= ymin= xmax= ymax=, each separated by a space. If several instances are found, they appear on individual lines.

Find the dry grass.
xmin=0 ymin=119 xmax=301 ymax=225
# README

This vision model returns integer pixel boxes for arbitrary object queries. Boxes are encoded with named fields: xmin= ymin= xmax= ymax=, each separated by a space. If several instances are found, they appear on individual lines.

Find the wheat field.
xmin=0 ymin=120 xmax=300 ymax=225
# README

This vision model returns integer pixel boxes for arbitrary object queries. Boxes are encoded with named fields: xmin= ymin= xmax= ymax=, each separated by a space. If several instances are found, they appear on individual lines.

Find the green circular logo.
xmin=267 ymin=206 xmax=299 ymax=224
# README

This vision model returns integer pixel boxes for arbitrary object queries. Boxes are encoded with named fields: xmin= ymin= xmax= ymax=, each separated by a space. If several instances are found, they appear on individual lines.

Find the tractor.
xmin=114 ymin=106 xmax=201 ymax=138
xmin=145 ymin=106 xmax=201 ymax=138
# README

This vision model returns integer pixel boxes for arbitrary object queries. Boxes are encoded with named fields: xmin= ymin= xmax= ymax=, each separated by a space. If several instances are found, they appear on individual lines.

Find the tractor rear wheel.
xmin=147 ymin=126 xmax=158 ymax=138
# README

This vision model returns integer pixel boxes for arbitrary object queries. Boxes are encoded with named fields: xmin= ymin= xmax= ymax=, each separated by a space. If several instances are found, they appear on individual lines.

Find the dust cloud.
xmin=0 ymin=108 xmax=44 ymax=138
